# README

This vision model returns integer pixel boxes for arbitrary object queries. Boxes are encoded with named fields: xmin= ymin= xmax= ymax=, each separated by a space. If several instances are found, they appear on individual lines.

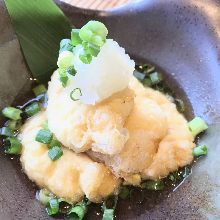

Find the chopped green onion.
xmin=133 ymin=70 xmax=145 ymax=81
xmin=43 ymin=121 xmax=48 ymax=130
xmin=182 ymin=166 xmax=191 ymax=178
xmin=25 ymin=102 xmax=41 ymax=117
xmin=142 ymin=180 xmax=164 ymax=191
xmin=58 ymin=199 xmax=72 ymax=214
xmin=144 ymin=66 xmax=155 ymax=74
xmin=59 ymin=39 xmax=73 ymax=53
xmin=58 ymin=68 xmax=69 ymax=87
xmin=102 ymin=196 xmax=118 ymax=220
xmin=32 ymin=84 xmax=47 ymax=96
xmin=188 ymin=117 xmax=208 ymax=137
xmin=5 ymin=120 xmax=21 ymax=131
xmin=66 ymin=201 xmax=87 ymax=220
xmin=48 ymin=146 xmax=63 ymax=161
xmin=175 ymin=98 xmax=185 ymax=113
xmin=71 ymin=29 xmax=82 ymax=46
xmin=79 ymin=21 xmax=108 ymax=47
xmin=67 ymin=66 xmax=76 ymax=76
xmin=169 ymin=171 xmax=181 ymax=182
xmin=46 ymin=198 xmax=59 ymax=216
xmin=0 ymin=127 xmax=14 ymax=137
xmin=149 ymin=72 xmax=162 ymax=85
xmin=35 ymin=129 xmax=53 ymax=144
xmin=119 ymin=187 xmax=130 ymax=199
xmin=57 ymin=51 xmax=73 ymax=69
xmin=4 ymin=137 xmax=22 ymax=154
xmin=82 ymin=41 xmax=100 ymax=57
xmin=79 ymin=52 xmax=92 ymax=64
xmin=193 ymin=144 xmax=207 ymax=157
xmin=143 ymin=78 xmax=152 ymax=87
xmin=36 ymin=189 xmax=53 ymax=206
xmin=70 ymin=88 xmax=82 ymax=101
xmin=49 ymin=138 xmax=61 ymax=149
xmin=2 ymin=107 xmax=22 ymax=120
xmin=102 ymin=209 xmax=114 ymax=220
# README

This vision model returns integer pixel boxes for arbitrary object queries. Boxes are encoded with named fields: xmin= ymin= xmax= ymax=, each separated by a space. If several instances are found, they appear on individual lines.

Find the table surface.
xmin=61 ymin=0 xmax=132 ymax=10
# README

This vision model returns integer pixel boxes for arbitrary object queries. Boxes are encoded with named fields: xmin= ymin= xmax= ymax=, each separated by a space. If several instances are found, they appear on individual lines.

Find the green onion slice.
xmin=67 ymin=66 xmax=76 ymax=76
xmin=175 ymin=98 xmax=185 ymax=113
xmin=42 ymin=121 xmax=48 ymax=130
xmin=32 ymin=84 xmax=47 ymax=96
xmin=119 ymin=186 xmax=130 ymax=200
xmin=133 ymin=70 xmax=145 ymax=81
xmin=169 ymin=171 xmax=181 ymax=182
xmin=48 ymin=146 xmax=63 ymax=161
xmin=5 ymin=120 xmax=21 ymax=131
xmin=36 ymin=189 xmax=53 ymax=206
xmin=71 ymin=29 xmax=82 ymax=46
xmin=35 ymin=129 xmax=53 ymax=144
xmin=25 ymin=102 xmax=41 ymax=117
xmin=149 ymin=72 xmax=162 ymax=85
xmin=57 ymin=51 xmax=74 ymax=69
xmin=0 ymin=127 xmax=14 ymax=137
xmin=59 ymin=39 xmax=73 ymax=53
xmin=79 ymin=52 xmax=92 ymax=64
xmin=142 ymin=78 xmax=152 ymax=87
xmin=102 ymin=209 xmax=114 ymax=220
xmin=102 ymin=196 xmax=118 ymax=220
xmin=4 ymin=137 xmax=22 ymax=154
xmin=70 ymin=88 xmax=82 ymax=101
xmin=79 ymin=21 xmax=108 ymax=47
xmin=82 ymin=41 xmax=100 ymax=57
xmin=182 ymin=166 xmax=191 ymax=178
xmin=58 ymin=68 xmax=69 ymax=87
xmin=193 ymin=144 xmax=207 ymax=157
xmin=188 ymin=117 xmax=208 ymax=137
xmin=66 ymin=201 xmax=87 ymax=220
xmin=2 ymin=107 xmax=22 ymax=120
xmin=141 ymin=180 xmax=164 ymax=191
xmin=48 ymin=138 xmax=61 ymax=149
xmin=46 ymin=198 xmax=59 ymax=216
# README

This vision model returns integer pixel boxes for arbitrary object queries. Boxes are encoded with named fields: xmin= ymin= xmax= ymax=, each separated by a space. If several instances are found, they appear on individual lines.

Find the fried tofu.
xmin=19 ymin=112 xmax=120 ymax=203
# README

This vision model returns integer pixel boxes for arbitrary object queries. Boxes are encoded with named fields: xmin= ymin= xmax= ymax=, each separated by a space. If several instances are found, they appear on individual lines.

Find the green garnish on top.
xmin=57 ymin=20 xmax=108 ymax=87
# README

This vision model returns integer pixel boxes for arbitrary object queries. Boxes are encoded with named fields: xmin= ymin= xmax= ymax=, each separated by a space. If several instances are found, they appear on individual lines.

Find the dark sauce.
xmin=0 ymin=64 xmax=195 ymax=220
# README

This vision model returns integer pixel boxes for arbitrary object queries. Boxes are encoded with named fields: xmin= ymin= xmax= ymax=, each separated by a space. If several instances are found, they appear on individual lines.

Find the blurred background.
xmin=61 ymin=0 xmax=132 ymax=10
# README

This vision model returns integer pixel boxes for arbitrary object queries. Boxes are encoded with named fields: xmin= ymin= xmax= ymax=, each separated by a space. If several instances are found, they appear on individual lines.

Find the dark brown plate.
xmin=0 ymin=0 xmax=220 ymax=219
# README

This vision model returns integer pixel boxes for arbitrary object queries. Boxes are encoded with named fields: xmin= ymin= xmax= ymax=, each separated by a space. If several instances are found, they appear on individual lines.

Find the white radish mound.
xmin=72 ymin=39 xmax=135 ymax=105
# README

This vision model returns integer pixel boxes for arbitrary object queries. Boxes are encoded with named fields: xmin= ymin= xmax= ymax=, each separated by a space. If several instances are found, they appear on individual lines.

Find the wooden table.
xmin=61 ymin=0 xmax=132 ymax=10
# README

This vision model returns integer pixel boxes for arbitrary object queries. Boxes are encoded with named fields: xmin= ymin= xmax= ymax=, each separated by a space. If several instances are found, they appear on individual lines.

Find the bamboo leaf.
xmin=4 ymin=0 xmax=72 ymax=82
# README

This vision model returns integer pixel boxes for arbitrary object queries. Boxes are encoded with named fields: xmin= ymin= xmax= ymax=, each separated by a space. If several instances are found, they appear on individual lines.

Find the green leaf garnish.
xmin=4 ymin=0 xmax=71 ymax=82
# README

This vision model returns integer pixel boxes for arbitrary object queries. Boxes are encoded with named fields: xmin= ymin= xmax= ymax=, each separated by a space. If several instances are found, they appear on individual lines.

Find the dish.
xmin=0 ymin=20 xmax=208 ymax=219
xmin=1 ymin=1 xmax=218 ymax=219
